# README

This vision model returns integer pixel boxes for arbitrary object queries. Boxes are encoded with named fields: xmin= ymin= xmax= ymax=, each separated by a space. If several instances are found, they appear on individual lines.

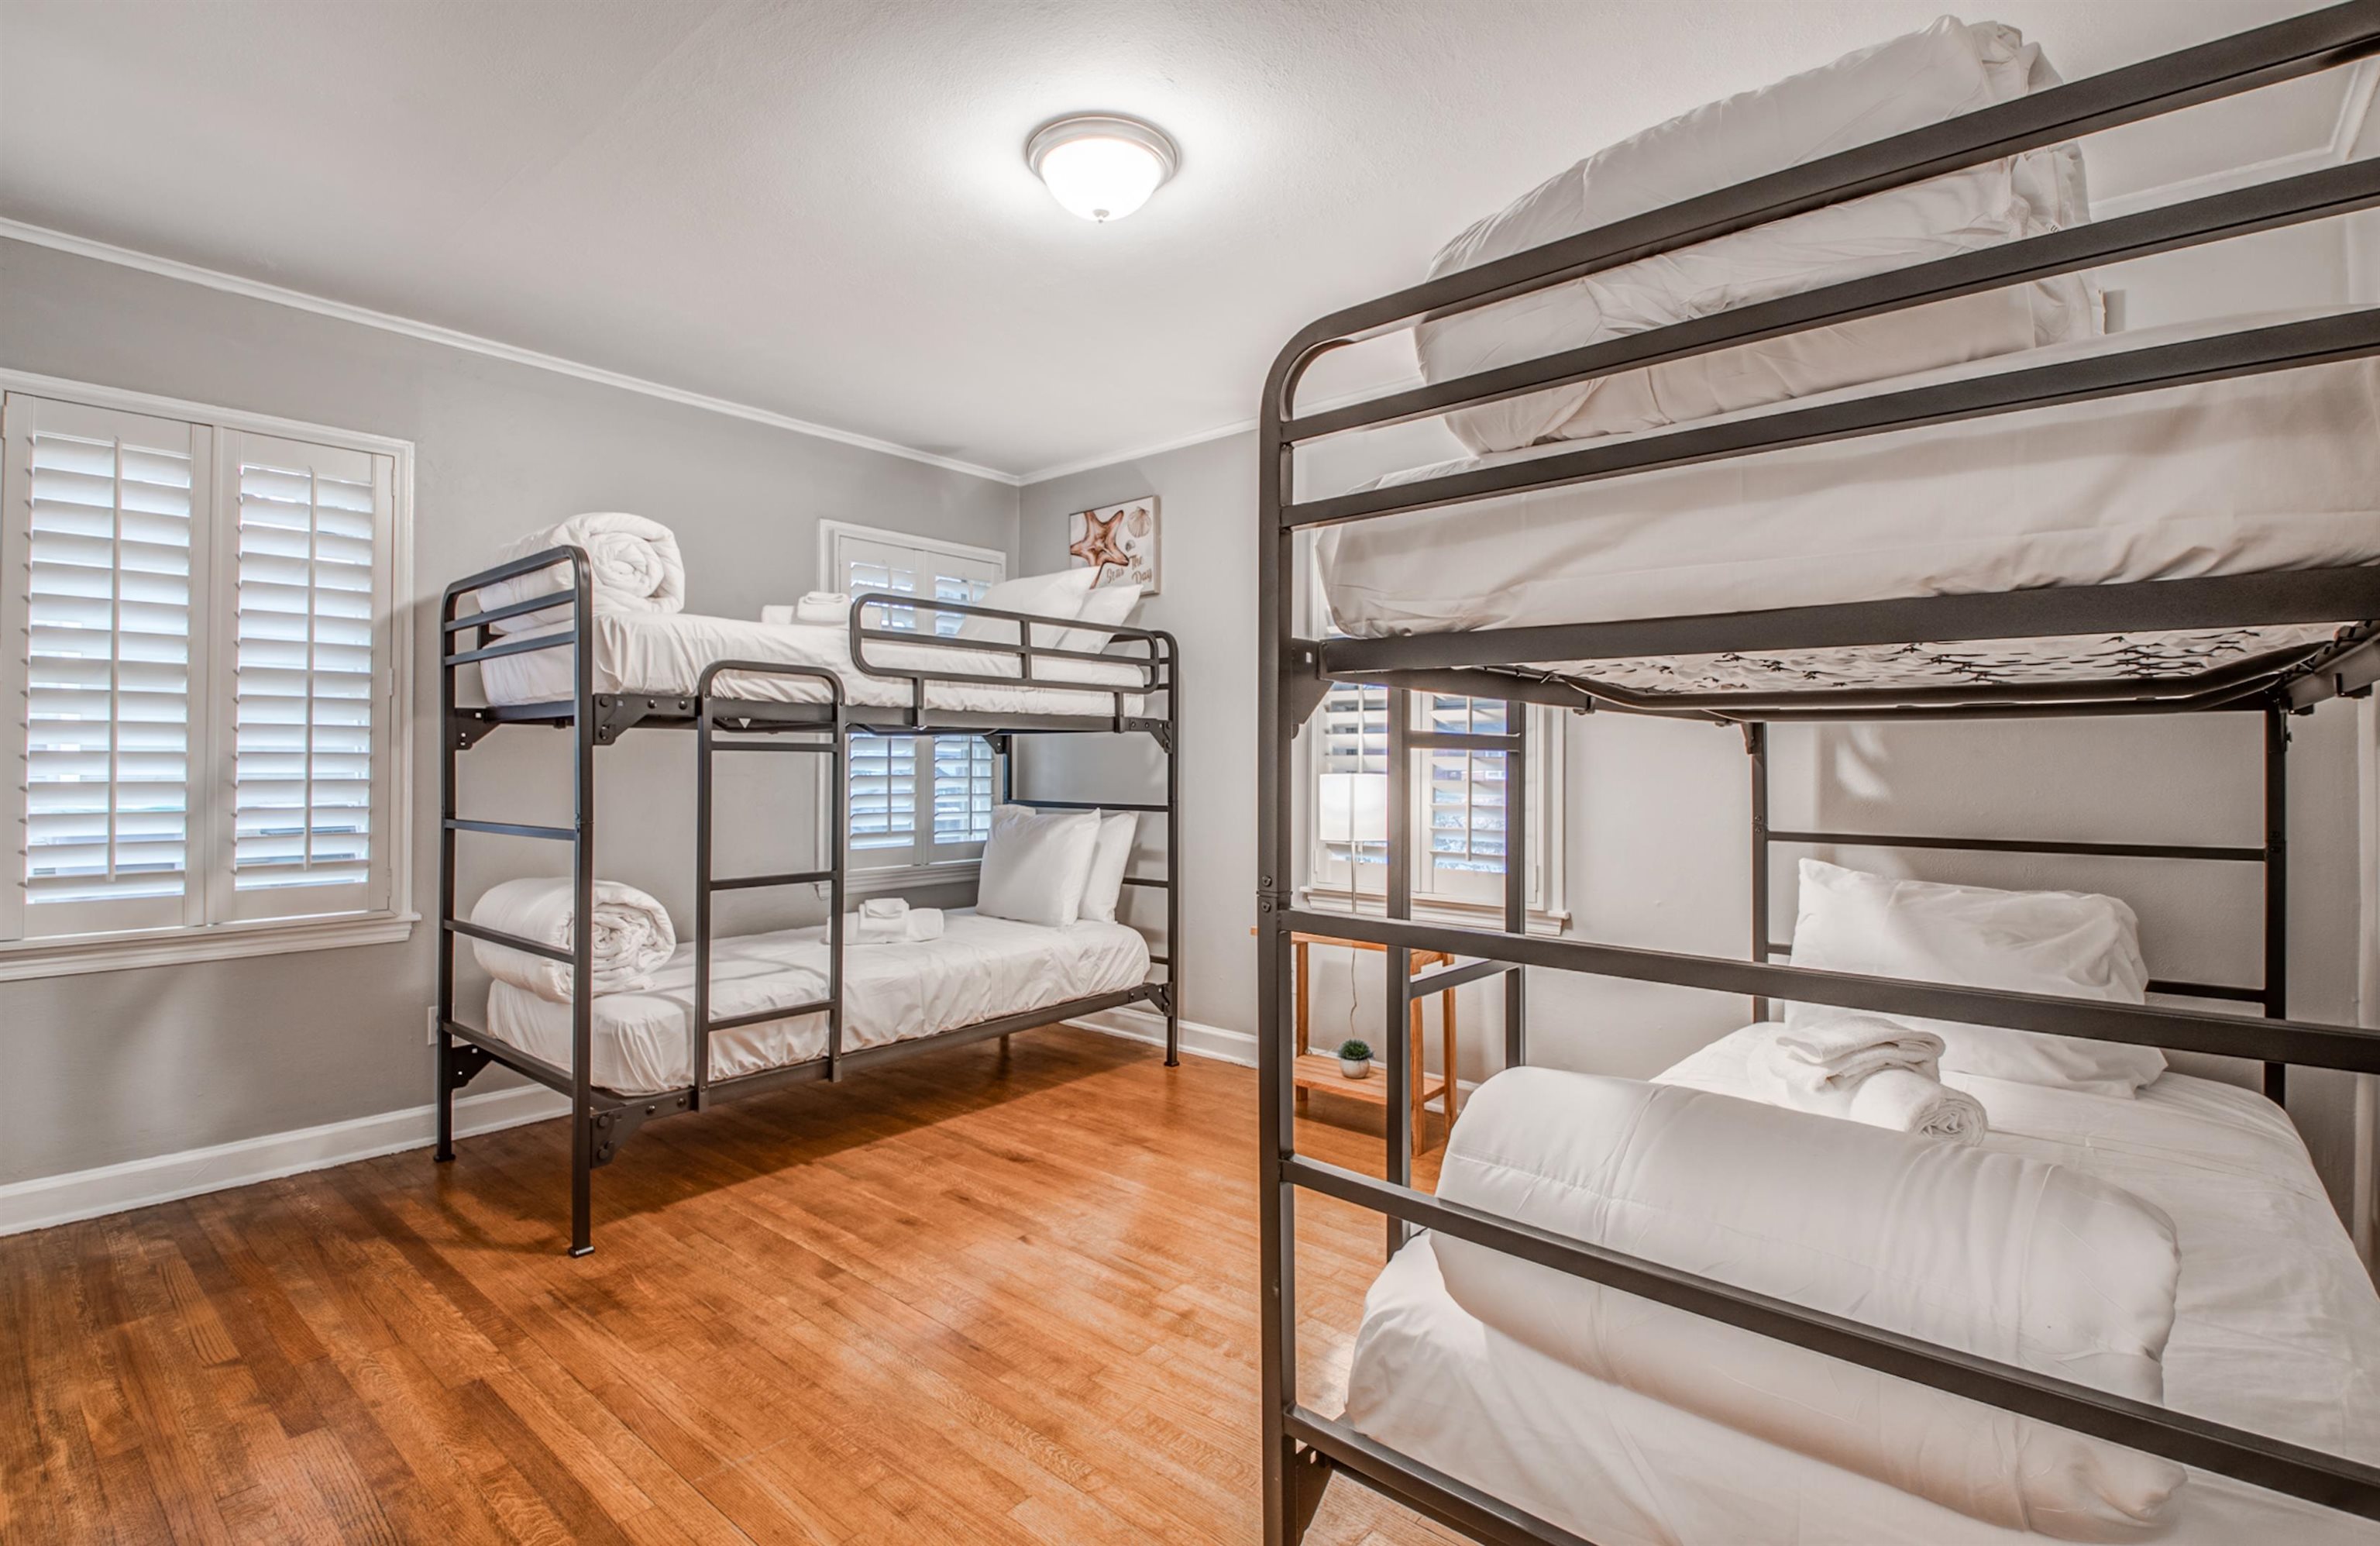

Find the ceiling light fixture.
xmin=1026 ymin=114 xmax=1178 ymax=223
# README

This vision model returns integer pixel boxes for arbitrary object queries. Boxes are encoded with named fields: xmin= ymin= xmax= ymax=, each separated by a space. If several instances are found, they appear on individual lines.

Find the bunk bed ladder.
xmin=435 ymin=547 xmax=601 ymax=1256
xmin=692 ymin=663 xmax=849 ymax=1110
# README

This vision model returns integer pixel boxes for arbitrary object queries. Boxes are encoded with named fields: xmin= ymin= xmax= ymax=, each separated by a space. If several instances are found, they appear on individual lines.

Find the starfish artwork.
xmin=1068 ymin=507 xmax=1132 ymax=580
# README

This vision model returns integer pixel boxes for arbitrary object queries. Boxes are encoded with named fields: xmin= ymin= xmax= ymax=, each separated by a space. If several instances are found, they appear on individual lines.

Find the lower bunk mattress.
xmin=1341 ymin=1025 xmax=2380 ymax=1544
xmin=1316 ymin=312 xmax=2380 ymax=697
xmin=482 ymin=909 xmax=1150 ymax=1097
xmin=476 ymin=611 xmax=1152 ymax=718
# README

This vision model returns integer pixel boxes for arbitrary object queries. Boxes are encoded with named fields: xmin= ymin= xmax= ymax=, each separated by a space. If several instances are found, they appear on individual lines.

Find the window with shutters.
xmin=0 ymin=379 xmax=412 ymax=978
xmin=1302 ymin=563 xmax=1563 ymax=928
xmin=817 ymin=522 xmax=1004 ymax=875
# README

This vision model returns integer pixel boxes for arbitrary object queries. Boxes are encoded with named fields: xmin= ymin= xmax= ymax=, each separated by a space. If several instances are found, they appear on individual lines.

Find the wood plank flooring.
xmin=1 ymin=1028 xmax=1459 ymax=1544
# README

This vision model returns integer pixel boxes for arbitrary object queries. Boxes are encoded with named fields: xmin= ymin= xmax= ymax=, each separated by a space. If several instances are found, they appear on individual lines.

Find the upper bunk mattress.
xmin=476 ymin=611 xmax=1153 ymax=718
xmin=1341 ymin=1026 xmax=2380 ymax=1544
xmin=482 ymin=909 xmax=1150 ymax=1096
xmin=1317 ymin=312 xmax=2380 ymax=679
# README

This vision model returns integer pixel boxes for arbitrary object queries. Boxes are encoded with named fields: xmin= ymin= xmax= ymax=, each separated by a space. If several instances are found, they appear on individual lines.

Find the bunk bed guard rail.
xmin=1255 ymin=4 xmax=2380 ymax=1543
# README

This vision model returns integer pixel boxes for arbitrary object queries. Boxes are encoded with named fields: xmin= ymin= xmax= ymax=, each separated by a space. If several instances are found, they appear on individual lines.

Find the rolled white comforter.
xmin=469 ymin=876 xmax=677 ymax=1001
xmin=474 ymin=512 xmax=686 ymax=634
xmin=1416 ymin=16 xmax=2095 ymax=455
xmin=1431 ymin=1069 xmax=2183 ymax=1538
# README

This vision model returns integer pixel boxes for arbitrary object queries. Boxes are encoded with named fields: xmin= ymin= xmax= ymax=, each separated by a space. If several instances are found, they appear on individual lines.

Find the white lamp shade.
xmin=1027 ymin=115 xmax=1178 ymax=223
xmin=1318 ymin=772 xmax=1388 ymax=845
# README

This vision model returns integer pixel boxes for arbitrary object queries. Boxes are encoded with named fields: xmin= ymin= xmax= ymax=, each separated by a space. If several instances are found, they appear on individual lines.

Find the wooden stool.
xmin=1286 ymin=931 xmax=1460 ymax=1150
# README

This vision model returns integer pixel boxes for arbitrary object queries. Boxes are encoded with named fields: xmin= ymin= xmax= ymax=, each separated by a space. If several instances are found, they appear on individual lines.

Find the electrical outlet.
xmin=426 ymin=1004 xmax=441 ymax=1046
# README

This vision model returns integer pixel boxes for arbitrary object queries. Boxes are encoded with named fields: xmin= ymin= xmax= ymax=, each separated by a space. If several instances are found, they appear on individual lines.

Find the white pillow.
xmin=1786 ymin=859 xmax=2162 ymax=1096
xmin=954 ymin=570 xmax=1096 ymax=649
xmin=1049 ymin=580 xmax=1143 ymax=656
xmin=975 ymin=804 xmax=1102 ymax=927
xmin=1078 ymin=812 xmax=1138 ymax=923
xmin=1432 ymin=1068 xmax=2183 ymax=1537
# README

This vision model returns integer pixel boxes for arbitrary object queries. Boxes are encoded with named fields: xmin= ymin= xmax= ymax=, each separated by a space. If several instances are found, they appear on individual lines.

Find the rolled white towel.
xmin=1749 ymin=1017 xmax=1988 ymax=1145
xmin=470 ymin=877 xmax=676 ymax=1001
xmin=859 ymin=897 xmax=909 ymax=922
xmin=843 ymin=907 xmax=945 ymax=945
xmin=761 ymin=593 xmax=853 ymax=626
xmin=475 ymin=513 xmax=686 ymax=634
xmin=1851 ymin=1068 xmax=1990 ymax=1145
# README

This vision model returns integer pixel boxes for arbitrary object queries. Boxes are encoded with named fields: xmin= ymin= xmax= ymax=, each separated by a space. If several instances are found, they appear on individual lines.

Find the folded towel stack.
xmin=846 ymin=897 xmax=945 ymax=945
xmin=475 ymin=513 xmax=686 ymax=634
xmin=469 ymin=876 xmax=677 ymax=1002
xmin=1751 ymin=1012 xmax=1988 ymax=1145
xmin=762 ymin=593 xmax=852 ymax=626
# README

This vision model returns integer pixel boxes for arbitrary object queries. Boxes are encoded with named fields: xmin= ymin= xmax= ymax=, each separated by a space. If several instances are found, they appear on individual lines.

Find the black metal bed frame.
xmin=1257 ymin=5 xmax=2380 ymax=1541
xmin=435 ymin=553 xmax=1181 ymax=1255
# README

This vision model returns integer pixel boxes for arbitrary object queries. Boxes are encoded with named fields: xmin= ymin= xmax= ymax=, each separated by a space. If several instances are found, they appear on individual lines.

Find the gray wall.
xmin=0 ymin=236 xmax=1018 ymax=1186
xmin=1018 ymin=434 xmax=1257 ymax=1037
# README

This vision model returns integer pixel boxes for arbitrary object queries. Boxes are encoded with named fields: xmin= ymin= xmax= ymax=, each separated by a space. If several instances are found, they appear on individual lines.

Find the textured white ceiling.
xmin=0 ymin=1 xmax=2358 ymax=480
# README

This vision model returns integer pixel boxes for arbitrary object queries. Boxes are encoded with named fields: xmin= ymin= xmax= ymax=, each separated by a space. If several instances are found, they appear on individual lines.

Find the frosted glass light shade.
xmin=1027 ymin=115 xmax=1178 ymax=223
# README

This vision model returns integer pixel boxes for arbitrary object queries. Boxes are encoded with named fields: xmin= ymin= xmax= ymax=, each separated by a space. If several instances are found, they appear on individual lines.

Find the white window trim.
xmin=1292 ymin=538 xmax=1569 ymax=933
xmin=0 ymin=369 xmax=415 ymax=980
xmin=814 ymin=521 xmax=1008 ymax=880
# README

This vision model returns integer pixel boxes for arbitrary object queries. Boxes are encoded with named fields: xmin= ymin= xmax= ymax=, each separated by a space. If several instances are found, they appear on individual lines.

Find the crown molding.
xmin=0 ymin=218 xmax=1023 ymax=486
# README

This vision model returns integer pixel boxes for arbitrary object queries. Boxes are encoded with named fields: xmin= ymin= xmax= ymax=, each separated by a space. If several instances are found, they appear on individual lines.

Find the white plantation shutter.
xmin=821 ymin=523 xmax=1004 ymax=869
xmin=2 ymin=388 xmax=407 ymax=966
xmin=218 ymin=432 xmax=392 ymax=918
xmin=4 ymin=397 xmax=208 ymax=938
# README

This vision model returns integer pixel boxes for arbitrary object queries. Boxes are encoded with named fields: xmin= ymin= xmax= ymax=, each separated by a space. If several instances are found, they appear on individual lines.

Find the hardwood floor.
xmin=0 ymin=1028 xmax=1461 ymax=1544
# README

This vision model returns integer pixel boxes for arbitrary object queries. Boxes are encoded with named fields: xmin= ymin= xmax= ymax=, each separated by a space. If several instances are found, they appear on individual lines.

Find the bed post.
xmin=1164 ymin=649 xmax=1183 ymax=1066
xmin=1749 ymin=721 xmax=1771 ymax=1024
xmin=2265 ymin=704 xmax=2291 ymax=1106
xmin=1384 ymin=687 xmax=1415 ymax=1258
xmin=435 ymin=585 xmax=463 ymax=1162
xmin=1257 ymin=340 xmax=1312 ymax=1546
xmin=569 ymin=563 xmax=598 ymax=1258
xmin=827 ymin=707 xmax=848 ymax=1080
xmin=1503 ymin=699 xmax=1527 ymax=1072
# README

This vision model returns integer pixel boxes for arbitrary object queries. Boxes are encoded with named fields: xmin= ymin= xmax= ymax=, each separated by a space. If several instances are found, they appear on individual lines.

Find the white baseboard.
xmin=1067 ymin=1004 xmax=1257 ymax=1067
xmin=0 ymin=1082 xmax=569 ymax=1239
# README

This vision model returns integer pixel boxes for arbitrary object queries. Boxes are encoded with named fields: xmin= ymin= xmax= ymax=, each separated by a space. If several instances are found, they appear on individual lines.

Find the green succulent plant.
xmin=1336 ymin=1038 xmax=1372 ymax=1062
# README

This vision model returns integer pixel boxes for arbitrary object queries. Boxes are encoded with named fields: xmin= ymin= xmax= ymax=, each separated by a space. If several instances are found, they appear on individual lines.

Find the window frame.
xmin=1295 ymin=549 xmax=1568 ymax=933
xmin=0 ymin=370 xmax=415 ymax=981
xmin=816 ymin=520 xmax=1009 ymax=891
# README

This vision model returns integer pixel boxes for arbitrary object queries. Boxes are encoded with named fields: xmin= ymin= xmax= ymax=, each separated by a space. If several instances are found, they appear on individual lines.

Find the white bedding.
xmin=1318 ymin=314 xmax=2380 ymax=663
xmin=476 ymin=611 xmax=1152 ymax=718
xmin=1342 ymin=1026 xmax=2380 ymax=1544
xmin=481 ymin=909 xmax=1150 ymax=1096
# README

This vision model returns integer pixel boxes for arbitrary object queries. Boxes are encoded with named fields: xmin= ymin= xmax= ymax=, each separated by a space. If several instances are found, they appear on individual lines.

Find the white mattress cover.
xmin=482 ymin=909 xmax=1150 ymax=1096
xmin=476 ymin=611 xmax=1152 ymax=718
xmin=1318 ymin=313 xmax=2380 ymax=642
xmin=1342 ymin=1026 xmax=2380 ymax=1544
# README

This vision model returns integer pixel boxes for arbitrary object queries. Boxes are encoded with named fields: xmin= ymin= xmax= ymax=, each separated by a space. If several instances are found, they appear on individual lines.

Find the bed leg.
xmin=569 ymin=1113 xmax=594 ymax=1258
xmin=433 ymin=1025 xmax=456 ymax=1163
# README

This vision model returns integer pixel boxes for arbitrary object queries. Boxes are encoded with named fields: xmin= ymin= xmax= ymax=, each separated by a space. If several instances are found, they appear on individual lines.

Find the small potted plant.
xmin=1336 ymin=1038 xmax=1373 ymax=1079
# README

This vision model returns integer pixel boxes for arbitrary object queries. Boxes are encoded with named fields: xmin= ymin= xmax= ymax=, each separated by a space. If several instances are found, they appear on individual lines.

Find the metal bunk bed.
xmin=1255 ymin=4 xmax=2380 ymax=1541
xmin=434 ymin=550 xmax=1180 ymax=1255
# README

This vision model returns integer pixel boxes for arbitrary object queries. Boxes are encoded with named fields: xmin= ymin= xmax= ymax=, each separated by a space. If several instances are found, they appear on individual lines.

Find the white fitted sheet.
xmin=1318 ymin=314 xmax=2380 ymax=648
xmin=476 ymin=611 xmax=1152 ymax=718
xmin=482 ymin=909 xmax=1150 ymax=1096
xmin=1342 ymin=1027 xmax=2380 ymax=1544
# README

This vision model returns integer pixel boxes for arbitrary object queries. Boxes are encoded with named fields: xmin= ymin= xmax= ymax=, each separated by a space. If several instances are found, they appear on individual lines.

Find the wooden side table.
xmin=1288 ymin=931 xmax=1460 ymax=1148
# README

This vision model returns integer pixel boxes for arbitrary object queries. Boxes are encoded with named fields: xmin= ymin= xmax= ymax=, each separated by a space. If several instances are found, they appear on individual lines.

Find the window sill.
xmin=844 ymin=859 xmax=981 ymax=900
xmin=1298 ymin=888 xmax=1568 ymax=938
xmin=0 ymin=911 xmax=418 ymax=983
